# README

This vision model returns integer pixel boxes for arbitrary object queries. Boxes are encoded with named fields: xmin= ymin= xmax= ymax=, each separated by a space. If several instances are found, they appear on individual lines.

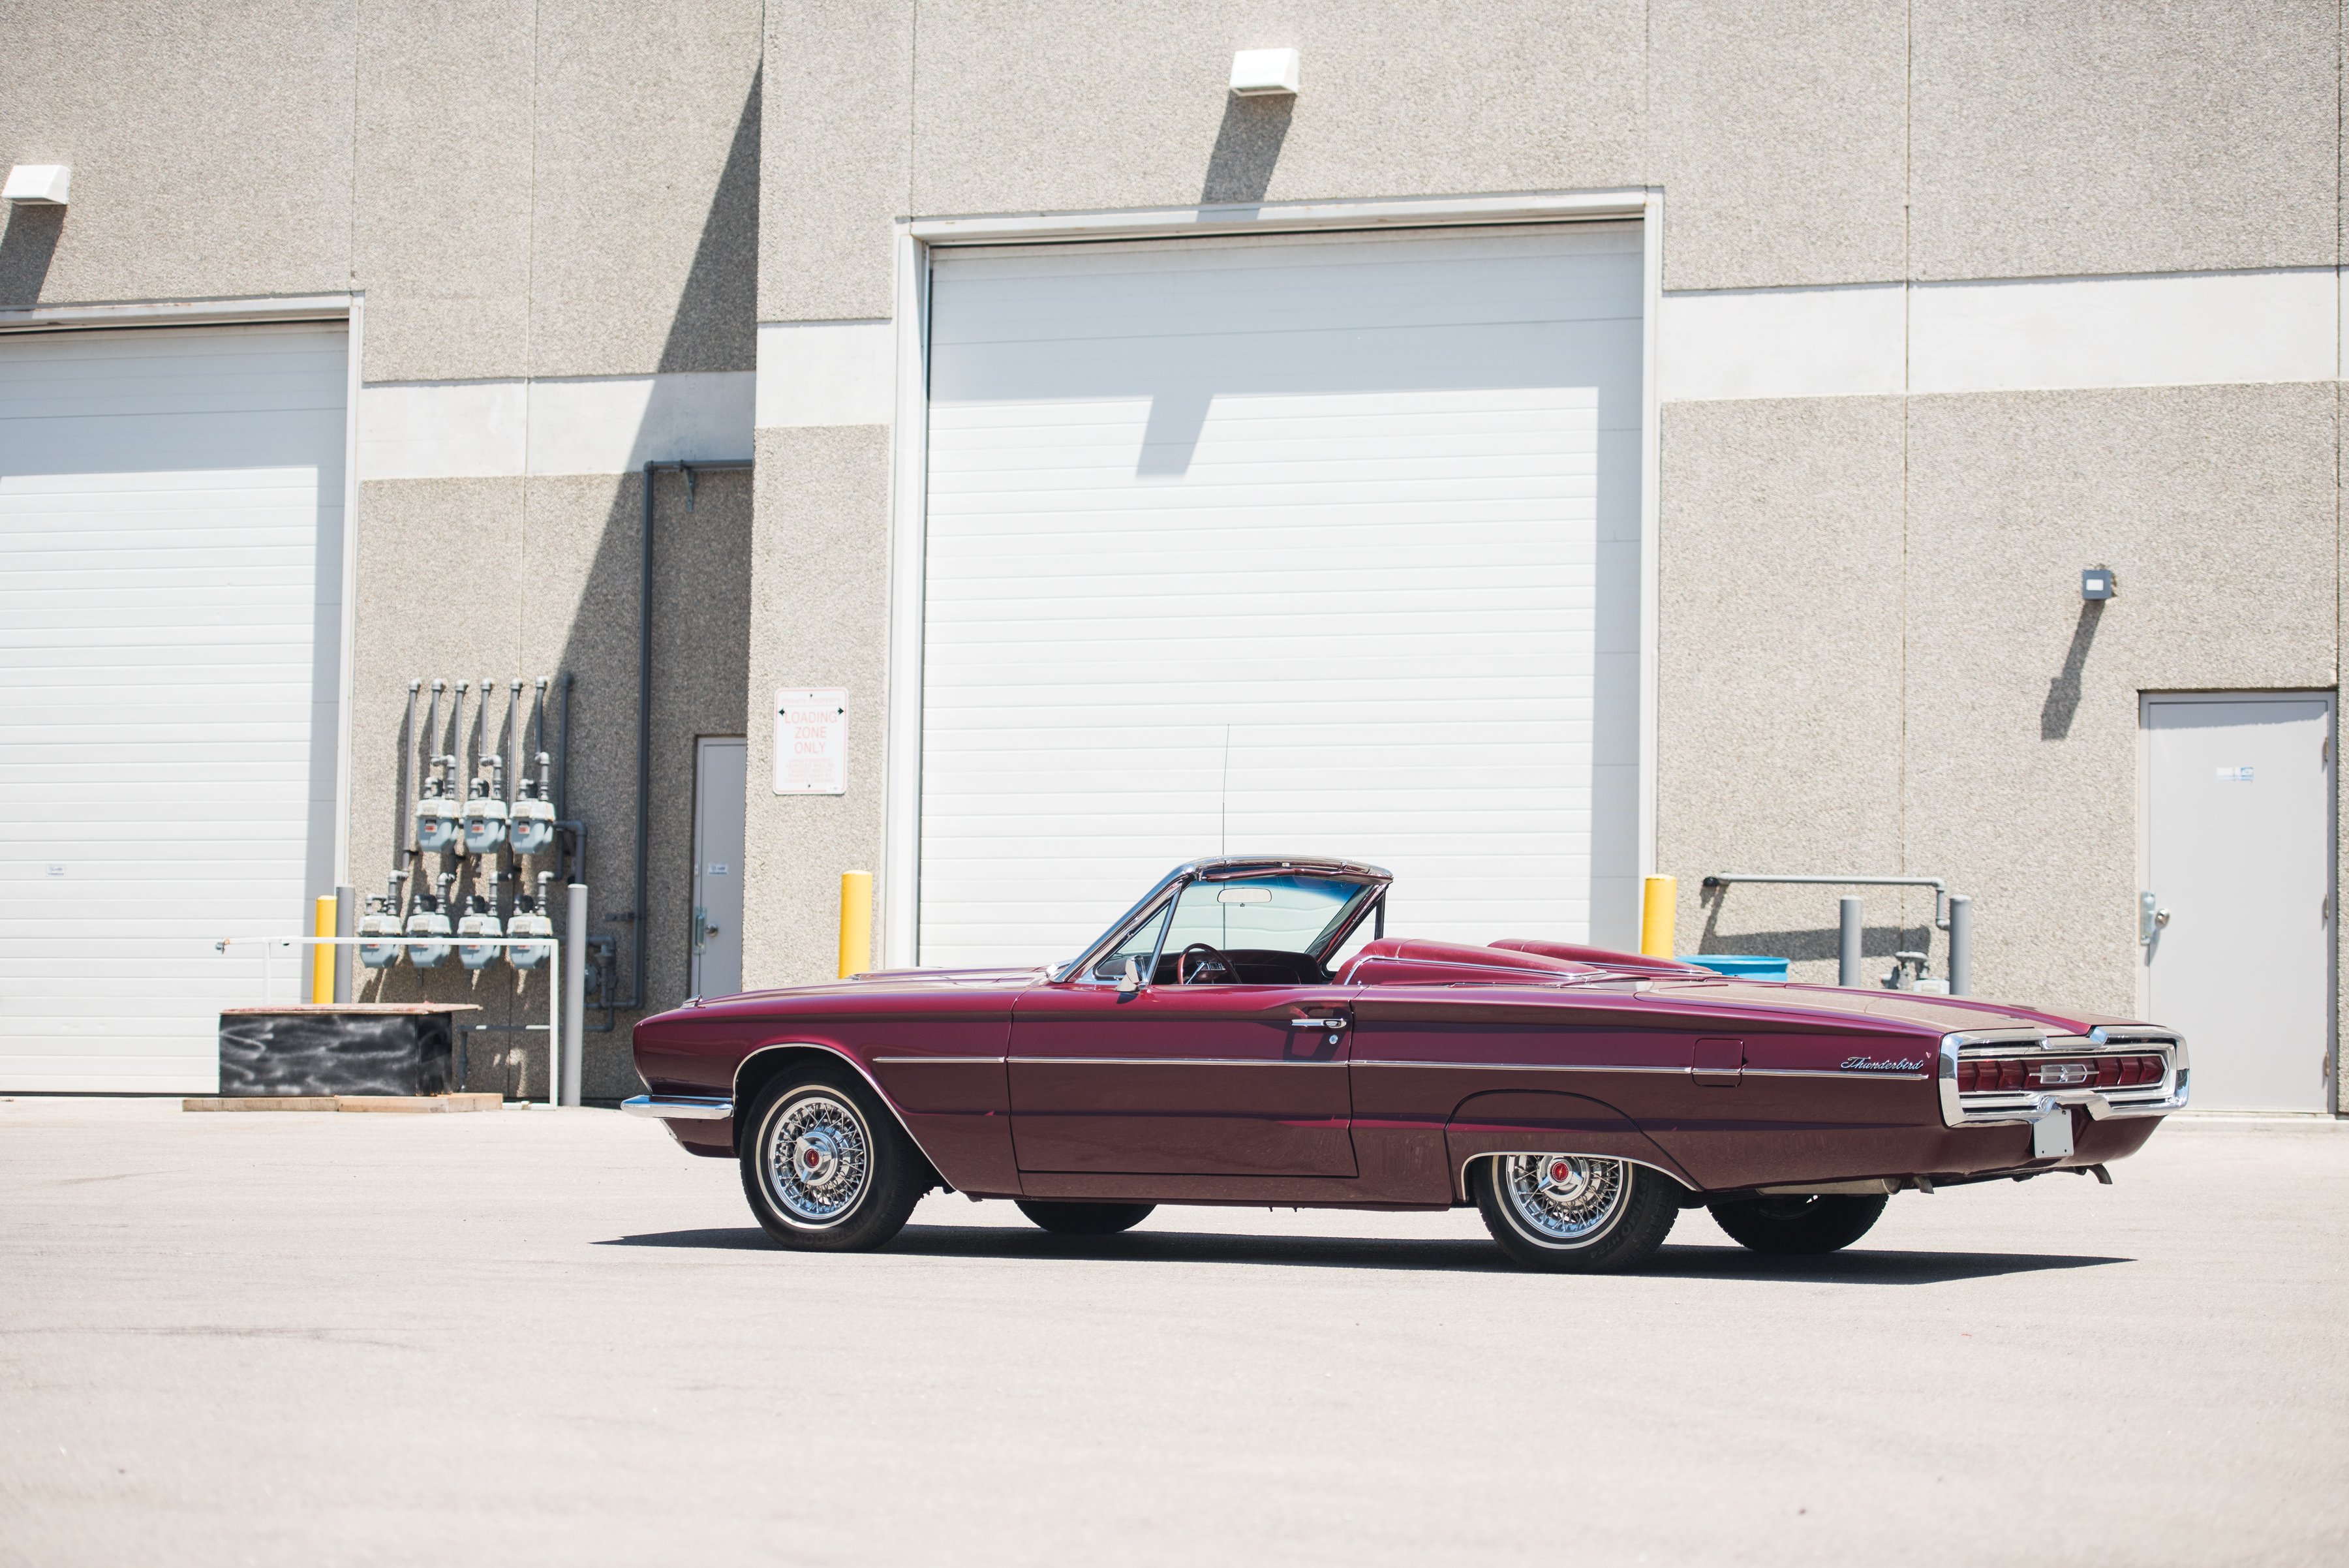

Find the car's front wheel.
xmin=1706 ymin=1193 xmax=1887 ymax=1254
xmin=1015 ymin=1200 xmax=1155 ymax=1236
xmin=737 ymin=1068 xmax=928 ymax=1251
xmin=1471 ymin=1154 xmax=1680 ymax=1272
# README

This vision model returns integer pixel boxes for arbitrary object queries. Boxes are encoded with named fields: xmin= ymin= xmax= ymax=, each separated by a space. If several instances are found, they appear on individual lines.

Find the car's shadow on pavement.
xmin=598 ymin=1224 xmax=2128 ymax=1284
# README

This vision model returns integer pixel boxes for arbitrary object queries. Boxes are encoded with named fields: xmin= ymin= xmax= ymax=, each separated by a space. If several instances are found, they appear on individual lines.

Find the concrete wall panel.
xmin=908 ymin=1 xmax=1646 ymax=220
xmin=1903 ymin=383 xmax=2340 ymax=1018
xmin=1911 ymin=0 xmax=2341 ymax=281
xmin=354 ymin=0 xmax=536 ymax=382
xmin=761 ymin=0 xmax=912 ymax=322
xmin=1648 ymin=0 xmax=1909 ymax=291
xmin=529 ymin=0 xmax=762 ymax=377
xmin=742 ymin=426 xmax=894 ymax=991
xmin=1656 ymin=397 xmax=1912 ymax=982
xmin=0 ymin=1 xmax=354 ymax=309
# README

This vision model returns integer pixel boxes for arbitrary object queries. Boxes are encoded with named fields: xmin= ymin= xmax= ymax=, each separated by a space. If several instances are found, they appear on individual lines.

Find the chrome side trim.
xmin=1004 ymin=1056 xmax=1343 ymax=1068
xmin=870 ymin=1055 xmax=1004 ymax=1066
xmin=1357 ymin=1060 xmax=1686 ymax=1074
xmin=621 ymin=1094 xmax=733 ymax=1121
xmin=1744 ymin=1067 xmax=1932 ymax=1081
xmin=1454 ymin=1150 xmax=1696 ymax=1206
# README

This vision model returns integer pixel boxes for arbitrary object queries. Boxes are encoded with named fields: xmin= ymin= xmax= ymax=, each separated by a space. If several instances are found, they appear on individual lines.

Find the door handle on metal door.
xmin=2139 ymin=892 xmax=2158 ymax=944
xmin=692 ymin=906 xmax=708 ymax=955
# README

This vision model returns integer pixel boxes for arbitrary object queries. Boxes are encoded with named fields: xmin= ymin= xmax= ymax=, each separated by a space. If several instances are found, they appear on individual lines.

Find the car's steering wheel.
xmin=1175 ymin=942 xmax=1239 ymax=985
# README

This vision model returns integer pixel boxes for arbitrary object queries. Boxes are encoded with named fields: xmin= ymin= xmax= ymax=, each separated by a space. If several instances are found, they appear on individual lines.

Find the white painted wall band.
xmin=756 ymin=319 xmax=896 ymax=428
xmin=1661 ymin=266 xmax=2342 ymax=403
xmin=355 ymin=371 xmax=754 ymax=479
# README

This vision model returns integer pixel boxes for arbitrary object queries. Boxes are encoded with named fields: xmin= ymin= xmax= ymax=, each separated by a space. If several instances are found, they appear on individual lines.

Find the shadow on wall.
xmin=659 ymin=64 xmax=760 ymax=375
xmin=2040 ymin=598 xmax=2104 ymax=740
xmin=0 ymin=203 xmax=62 ymax=309
xmin=1200 ymin=93 xmax=1293 ymax=205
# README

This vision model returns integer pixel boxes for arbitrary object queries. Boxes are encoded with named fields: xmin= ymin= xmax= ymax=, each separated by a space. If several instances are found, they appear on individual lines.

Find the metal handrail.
xmin=1702 ymin=873 xmax=1953 ymax=930
xmin=215 ymin=935 xmax=563 ymax=1108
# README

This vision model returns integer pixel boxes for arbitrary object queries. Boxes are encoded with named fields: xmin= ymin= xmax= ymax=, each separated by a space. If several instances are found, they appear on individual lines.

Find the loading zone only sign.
xmin=775 ymin=688 xmax=847 ymax=795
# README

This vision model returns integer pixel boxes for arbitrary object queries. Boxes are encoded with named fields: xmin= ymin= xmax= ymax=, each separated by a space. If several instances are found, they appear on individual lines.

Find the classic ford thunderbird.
xmin=625 ymin=856 xmax=2187 ymax=1272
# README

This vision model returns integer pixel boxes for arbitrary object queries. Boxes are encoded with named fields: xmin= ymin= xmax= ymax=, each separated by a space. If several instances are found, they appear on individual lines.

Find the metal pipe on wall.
xmin=631 ymin=458 xmax=752 ymax=1015
xmin=563 ymin=882 xmax=587 ymax=1106
xmin=1948 ymin=895 xmax=1973 ymax=995
xmin=1837 ymin=897 xmax=1862 ymax=988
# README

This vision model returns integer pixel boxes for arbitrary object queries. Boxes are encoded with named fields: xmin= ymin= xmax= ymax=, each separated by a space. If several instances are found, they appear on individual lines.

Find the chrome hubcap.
xmin=765 ymin=1092 xmax=870 ymax=1225
xmin=1500 ymin=1154 xmax=1628 ymax=1246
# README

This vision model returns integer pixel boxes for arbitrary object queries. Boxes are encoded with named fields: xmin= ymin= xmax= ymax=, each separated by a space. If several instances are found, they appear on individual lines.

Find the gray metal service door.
xmin=692 ymin=737 xmax=747 ymax=998
xmin=2143 ymin=693 xmax=2335 ymax=1112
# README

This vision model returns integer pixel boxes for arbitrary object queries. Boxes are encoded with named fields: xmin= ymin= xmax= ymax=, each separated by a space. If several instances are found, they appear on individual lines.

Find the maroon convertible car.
xmin=626 ymin=856 xmax=2187 ymax=1272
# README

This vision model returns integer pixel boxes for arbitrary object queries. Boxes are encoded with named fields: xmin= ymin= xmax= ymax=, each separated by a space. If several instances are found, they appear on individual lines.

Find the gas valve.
xmin=506 ymin=872 xmax=554 ymax=970
xmin=405 ymin=872 xmax=455 ymax=968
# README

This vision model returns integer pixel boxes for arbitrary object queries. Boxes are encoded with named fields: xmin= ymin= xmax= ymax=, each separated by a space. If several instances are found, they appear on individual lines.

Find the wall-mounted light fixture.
xmin=3 ymin=164 xmax=70 ymax=206
xmin=1229 ymin=48 xmax=1300 ymax=97
xmin=2081 ymin=566 xmax=2116 ymax=601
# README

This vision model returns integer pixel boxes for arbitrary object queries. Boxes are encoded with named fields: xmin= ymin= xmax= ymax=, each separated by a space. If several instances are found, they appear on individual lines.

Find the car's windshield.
xmin=1074 ymin=867 xmax=1382 ymax=984
xmin=1164 ymin=874 xmax=1366 ymax=956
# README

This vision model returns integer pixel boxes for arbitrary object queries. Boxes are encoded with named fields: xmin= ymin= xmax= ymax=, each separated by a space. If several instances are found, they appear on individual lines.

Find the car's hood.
xmin=1637 ymin=978 xmax=2150 ymax=1038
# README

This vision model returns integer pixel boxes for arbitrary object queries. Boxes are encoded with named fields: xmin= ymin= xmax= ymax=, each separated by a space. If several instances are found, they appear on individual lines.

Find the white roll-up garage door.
xmin=0 ymin=323 xmax=348 ymax=1091
xmin=919 ymin=224 xmax=1642 ymax=966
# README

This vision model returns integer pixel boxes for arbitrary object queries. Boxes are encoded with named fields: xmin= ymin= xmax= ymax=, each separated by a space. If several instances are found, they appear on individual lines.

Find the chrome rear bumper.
xmin=621 ymin=1094 xmax=733 ymax=1121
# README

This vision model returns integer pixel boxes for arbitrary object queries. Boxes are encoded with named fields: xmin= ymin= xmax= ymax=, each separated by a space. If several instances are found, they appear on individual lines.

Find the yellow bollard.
xmin=312 ymin=895 xmax=336 ymax=1004
xmin=838 ymin=870 xmax=874 ymax=978
xmin=1639 ymin=876 xmax=1677 ymax=959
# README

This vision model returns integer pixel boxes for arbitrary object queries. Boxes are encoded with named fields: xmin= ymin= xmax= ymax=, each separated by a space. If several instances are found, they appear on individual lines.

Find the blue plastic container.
xmin=1678 ymin=953 xmax=1790 ymax=981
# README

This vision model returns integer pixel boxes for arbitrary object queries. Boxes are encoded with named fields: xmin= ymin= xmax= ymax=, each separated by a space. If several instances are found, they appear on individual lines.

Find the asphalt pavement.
xmin=2 ymin=1096 xmax=2342 ymax=1567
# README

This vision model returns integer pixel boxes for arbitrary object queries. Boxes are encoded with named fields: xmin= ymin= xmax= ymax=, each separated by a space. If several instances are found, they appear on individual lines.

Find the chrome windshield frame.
xmin=1053 ymin=856 xmax=1394 ymax=985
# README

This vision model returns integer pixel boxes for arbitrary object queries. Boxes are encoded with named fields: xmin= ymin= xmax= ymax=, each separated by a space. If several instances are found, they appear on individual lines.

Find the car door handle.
xmin=1289 ymin=1017 xmax=1347 ymax=1029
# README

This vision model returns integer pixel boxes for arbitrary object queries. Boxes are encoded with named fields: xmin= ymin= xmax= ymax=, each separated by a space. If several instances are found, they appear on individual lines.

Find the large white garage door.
xmin=919 ymin=224 xmax=1643 ymax=966
xmin=0 ymin=323 xmax=347 ymax=1091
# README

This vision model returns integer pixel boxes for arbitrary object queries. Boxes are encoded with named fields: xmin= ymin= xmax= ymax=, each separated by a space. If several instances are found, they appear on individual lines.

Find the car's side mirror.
xmin=1117 ymin=957 xmax=1143 ymax=996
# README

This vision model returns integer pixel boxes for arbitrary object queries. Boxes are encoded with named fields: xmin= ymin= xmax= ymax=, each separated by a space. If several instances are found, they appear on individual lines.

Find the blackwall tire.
xmin=1014 ymin=1200 xmax=1156 ymax=1236
xmin=1471 ymin=1154 xmax=1680 ymax=1273
xmin=1706 ymin=1193 xmax=1888 ymax=1255
xmin=737 ymin=1069 xmax=927 ymax=1252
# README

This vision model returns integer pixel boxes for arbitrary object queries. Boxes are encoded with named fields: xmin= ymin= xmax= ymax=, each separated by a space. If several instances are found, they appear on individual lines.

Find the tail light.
xmin=1954 ymin=1053 xmax=2165 ymax=1093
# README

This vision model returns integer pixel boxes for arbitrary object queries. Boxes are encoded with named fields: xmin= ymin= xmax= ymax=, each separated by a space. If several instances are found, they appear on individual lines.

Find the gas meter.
xmin=405 ymin=872 xmax=455 ymax=968
xmin=456 ymin=878 xmax=504 ymax=970
xmin=506 ymin=872 xmax=555 ymax=970
xmin=461 ymin=760 xmax=508 ymax=855
xmin=508 ymin=752 xmax=556 ymax=855
xmin=358 ymin=872 xmax=406 ymax=969
xmin=415 ymin=757 xmax=462 ymax=853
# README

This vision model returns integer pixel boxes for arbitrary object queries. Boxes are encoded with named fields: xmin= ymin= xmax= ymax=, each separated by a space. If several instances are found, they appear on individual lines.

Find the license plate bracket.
xmin=2033 ymin=1105 xmax=2075 ymax=1160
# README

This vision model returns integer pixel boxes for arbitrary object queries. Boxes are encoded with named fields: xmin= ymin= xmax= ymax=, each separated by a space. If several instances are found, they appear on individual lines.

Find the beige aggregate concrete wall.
xmin=741 ymin=427 xmax=895 ymax=989
xmin=0 ymin=0 xmax=355 ymax=309
xmin=760 ymin=0 xmax=912 ymax=322
xmin=1657 ymin=397 xmax=1915 ymax=985
xmin=346 ymin=472 xmax=752 ymax=1101
xmin=1647 ymin=0 xmax=1909 ymax=290
xmin=354 ymin=0 xmax=537 ymax=382
xmin=1909 ymin=0 xmax=2341 ymax=279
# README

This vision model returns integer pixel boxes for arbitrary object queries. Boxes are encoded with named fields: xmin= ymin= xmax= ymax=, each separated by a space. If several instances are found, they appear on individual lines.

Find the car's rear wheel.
xmin=1471 ymin=1154 xmax=1680 ymax=1272
xmin=737 ymin=1068 xmax=927 ymax=1251
xmin=1014 ymin=1200 xmax=1156 ymax=1236
xmin=1706 ymin=1193 xmax=1888 ymax=1254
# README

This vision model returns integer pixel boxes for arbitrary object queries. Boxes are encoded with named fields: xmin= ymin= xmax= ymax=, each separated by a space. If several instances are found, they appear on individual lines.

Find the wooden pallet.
xmin=181 ymin=1093 xmax=506 ymax=1114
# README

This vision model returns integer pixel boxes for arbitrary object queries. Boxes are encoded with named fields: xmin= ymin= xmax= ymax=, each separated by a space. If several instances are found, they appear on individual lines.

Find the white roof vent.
xmin=4 ymin=164 xmax=70 ymax=205
xmin=1229 ymin=49 xmax=1299 ymax=97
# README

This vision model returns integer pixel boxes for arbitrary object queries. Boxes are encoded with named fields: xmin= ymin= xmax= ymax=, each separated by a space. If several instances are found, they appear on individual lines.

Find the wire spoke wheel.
xmin=762 ymin=1090 xmax=872 ymax=1227
xmin=1498 ymin=1154 xmax=1629 ymax=1245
